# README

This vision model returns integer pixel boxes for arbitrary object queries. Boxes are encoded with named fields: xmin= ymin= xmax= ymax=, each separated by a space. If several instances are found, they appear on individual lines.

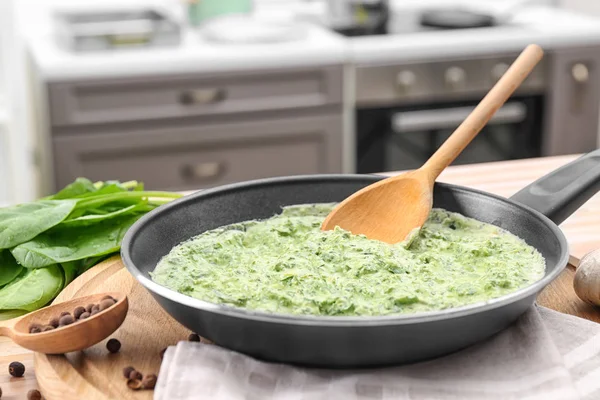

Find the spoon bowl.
xmin=0 ymin=292 xmax=128 ymax=354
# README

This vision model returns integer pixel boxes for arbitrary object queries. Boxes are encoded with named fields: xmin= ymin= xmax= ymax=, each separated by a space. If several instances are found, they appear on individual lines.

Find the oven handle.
xmin=391 ymin=102 xmax=527 ymax=133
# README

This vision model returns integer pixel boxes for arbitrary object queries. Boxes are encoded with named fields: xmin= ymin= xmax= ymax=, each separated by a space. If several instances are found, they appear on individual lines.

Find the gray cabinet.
xmin=52 ymin=114 xmax=342 ymax=191
xmin=544 ymin=46 xmax=600 ymax=155
xmin=44 ymin=65 xmax=344 ymax=192
xmin=47 ymin=67 xmax=343 ymax=127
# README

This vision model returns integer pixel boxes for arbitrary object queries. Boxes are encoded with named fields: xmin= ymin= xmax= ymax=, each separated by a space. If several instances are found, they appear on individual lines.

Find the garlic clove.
xmin=573 ymin=249 xmax=600 ymax=306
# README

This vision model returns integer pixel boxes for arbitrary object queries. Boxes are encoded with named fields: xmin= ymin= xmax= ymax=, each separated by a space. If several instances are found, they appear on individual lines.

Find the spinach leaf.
xmin=61 ymin=261 xmax=80 ymax=286
xmin=0 ymin=200 xmax=77 ymax=249
xmin=0 ymin=309 xmax=28 ymax=321
xmin=11 ymin=215 xmax=142 ymax=269
xmin=48 ymin=177 xmax=96 ymax=199
xmin=0 ymin=250 xmax=23 ymax=287
xmin=61 ymin=203 xmax=150 ymax=227
xmin=0 ymin=265 xmax=64 ymax=311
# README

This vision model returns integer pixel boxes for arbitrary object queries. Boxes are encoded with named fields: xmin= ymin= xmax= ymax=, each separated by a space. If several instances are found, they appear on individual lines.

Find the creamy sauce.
xmin=151 ymin=204 xmax=545 ymax=316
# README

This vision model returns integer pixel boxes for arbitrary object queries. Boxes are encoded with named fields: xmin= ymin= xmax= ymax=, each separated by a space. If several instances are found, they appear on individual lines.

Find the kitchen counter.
xmin=1 ymin=154 xmax=600 ymax=398
xmin=26 ymin=1 xmax=600 ymax=81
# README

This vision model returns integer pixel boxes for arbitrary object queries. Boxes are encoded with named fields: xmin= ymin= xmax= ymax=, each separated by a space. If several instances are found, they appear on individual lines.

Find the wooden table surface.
xmin=2 ymin=154 xmax=600 ymax=399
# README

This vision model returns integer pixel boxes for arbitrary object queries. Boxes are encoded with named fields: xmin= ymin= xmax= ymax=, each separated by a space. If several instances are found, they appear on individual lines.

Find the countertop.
xmin=2 ymin=154 xmax=600 ymax=398
xmin=26 ymin=0 xmax=600 ymax=81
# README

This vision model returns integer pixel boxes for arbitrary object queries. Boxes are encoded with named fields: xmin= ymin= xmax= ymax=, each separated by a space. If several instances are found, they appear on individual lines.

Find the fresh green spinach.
xmin=0 ymin=200 xmax=77 ymax=249
xmin=0 ymin=265 xmax=64 ymax=311
xmin=0 ymin=250 xmax=23 ymax=287
xmin=11 ymin=214 xmax=143 ymax=269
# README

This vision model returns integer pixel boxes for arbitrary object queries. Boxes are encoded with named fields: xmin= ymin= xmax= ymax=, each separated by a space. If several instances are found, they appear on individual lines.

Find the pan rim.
xmin=121 ymin=174 xmax=569 ymax=327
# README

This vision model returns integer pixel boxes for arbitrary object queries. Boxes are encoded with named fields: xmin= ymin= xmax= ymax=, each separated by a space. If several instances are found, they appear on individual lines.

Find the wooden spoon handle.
xmin=422 ymin=44 xmax=544 ymax=179
xmin=0 ymin=317 xmax=17 ymax=338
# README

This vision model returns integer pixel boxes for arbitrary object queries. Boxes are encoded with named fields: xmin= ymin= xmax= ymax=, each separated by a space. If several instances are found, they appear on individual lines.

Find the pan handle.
xmin=510 ymin=150 xmax=600 ymax=225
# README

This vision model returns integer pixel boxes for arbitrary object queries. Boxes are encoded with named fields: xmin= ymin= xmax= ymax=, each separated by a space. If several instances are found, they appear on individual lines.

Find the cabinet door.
xmin=544 ymin=46 xmax=600 ymax=155
xmin=47 ymin=66 xmax=343 ymax=127
xmin=51 ymin=114 xmax=343 ymax=192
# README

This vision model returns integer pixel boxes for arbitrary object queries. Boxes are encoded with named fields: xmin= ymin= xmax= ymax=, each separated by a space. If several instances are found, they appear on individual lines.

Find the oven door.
xmin=356 ymin=96 xmax=544 ymax=173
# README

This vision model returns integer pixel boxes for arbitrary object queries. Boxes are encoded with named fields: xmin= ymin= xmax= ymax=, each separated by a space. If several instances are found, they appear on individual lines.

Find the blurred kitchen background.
xmin=1 ymin=0 xmax=600 ymax=206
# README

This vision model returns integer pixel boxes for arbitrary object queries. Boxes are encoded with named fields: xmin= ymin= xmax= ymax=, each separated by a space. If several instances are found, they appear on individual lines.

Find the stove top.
xmin=331 ymin=0 xmax=553 ymax=37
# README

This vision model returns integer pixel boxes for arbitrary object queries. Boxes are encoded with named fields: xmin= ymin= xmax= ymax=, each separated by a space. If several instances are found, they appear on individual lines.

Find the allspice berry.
xmin=27 ymin=389 xmax=42 ymax=400
xmin=79 ymin=312 xmax=91 ymax=320
xmin=59 ymin=311 xmax=71 ymax=318
xmin=127 ymin=379 xmax=143 ymax=390
xmin=90 ymin=309 xmax=100 ymax=317
xmin=128 ymin=370 xmax=143 ymax=381
xmin=42 ymin=325 xmax=55 ymax=332
xmin=85 ymin=303 xmax=95 ymax=313
xmin=0 ymin=385 xmax=3 ymax=398
xmin=8 ymin=361 xmax=25 ymax=377
xmin=91 ymin=304 xmax=100 ymax=313
xmin=29 ymin=325 xmax=41 ymax=334
xmin=123 ymin=366 xmax=135 ymax=379
xmin=99 ymin=298 xmax=115 ymax=311
xmin=106 ymin=338 xmax=121 ymax=353
xmin=73 ymin=306 xmax=86 ymax=319
xmin=142 ymin=374 xmax=157 ymax=390
xmin=101 ymin=295 xmax=116 ymax=302
xmin=58 ymin=314 xmax=74 ymax=327
xmin=188 ymin=333 xmax=200 ymax=342
xmin=48 ymin=317 xmax=59 ymax=328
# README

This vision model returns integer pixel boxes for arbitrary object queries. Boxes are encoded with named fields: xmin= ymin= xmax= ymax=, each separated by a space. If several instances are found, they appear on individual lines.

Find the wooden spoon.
xmin=321 ymin=44 xmax=544 ymax=243
xmin=0 ymin=292 xmax=128 ymax=354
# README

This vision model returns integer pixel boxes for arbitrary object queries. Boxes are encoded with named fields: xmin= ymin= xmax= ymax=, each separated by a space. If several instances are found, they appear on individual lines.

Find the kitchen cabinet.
xmin=52 ymin=114 xmax=342 ymax=191
xmin=543 ymin=46 xmax=600 ymax=155
xmin=42 ymin=65 xmax=344 ymax=192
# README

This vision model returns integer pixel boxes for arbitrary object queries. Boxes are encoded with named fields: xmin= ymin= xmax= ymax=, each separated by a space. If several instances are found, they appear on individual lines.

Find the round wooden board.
xmin=33 ymin=256 xmax=192 ymax=400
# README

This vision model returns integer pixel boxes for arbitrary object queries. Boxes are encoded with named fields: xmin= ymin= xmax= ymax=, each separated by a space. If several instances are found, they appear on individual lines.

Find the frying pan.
xmin=121 ymin=150 xmax=600 ymax=368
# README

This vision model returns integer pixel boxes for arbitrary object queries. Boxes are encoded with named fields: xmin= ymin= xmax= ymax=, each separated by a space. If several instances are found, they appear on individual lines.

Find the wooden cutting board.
xmin=33 ymin=256 xmax=193 ymax=400
xmin=32 ymin=255 xmax=600 ymax=399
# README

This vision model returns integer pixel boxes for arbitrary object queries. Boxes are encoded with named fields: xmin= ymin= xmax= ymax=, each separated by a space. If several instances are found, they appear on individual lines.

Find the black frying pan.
xmin=121 ymin=150 xmax=600 ymax=368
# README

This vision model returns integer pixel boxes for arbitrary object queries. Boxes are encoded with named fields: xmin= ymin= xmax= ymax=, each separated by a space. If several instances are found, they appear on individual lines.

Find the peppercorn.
xmin=128 ymin=370 xmax=142 ymax=381
xmin=188 ymin=333 xmax=200 ymax=342
xmin=42 ymin=325 xmax=55 ymax=332
xmin=79 ymin=312 xmax=91 ymax=320
xmin=85 ymin=303 xmax=95 ymax=313
xmin=48 ymin=317 xmax=59 ymax=328
xmin=58 ymin=314 xmax=74 ymax=327
xmin=8 ymin=361 xmax=25 ymax=377
xmin=127 ymin=379 xmax=143 ymax=390
xmin=29 ymin=325 xmax=41 ymax=334
xmin=59 ymin=311 xmax=71 ymax=318
xmin=27 ymin=389 xmax=41 ymax=400
xmin=73 ymin=306 xmax=86 ymax=319
xmin=142 ymin=374 xmax=157 ymax=390
xmin=123 ymin=366 xmax=135 ymax=379
xmin=106 ymin=338 xmax=121 ymax=353
xmin=159 ymin=348 xmax=167 ymax=360
xmin=101 ymin=295 xmax=116 ymax=302
xmin=99 ymin=299 xmax=115 ymax=311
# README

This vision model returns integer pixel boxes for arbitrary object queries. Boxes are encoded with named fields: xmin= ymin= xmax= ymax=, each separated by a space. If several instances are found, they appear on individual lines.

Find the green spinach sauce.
xmin=151 ymin=204 xmax=545 ymax=316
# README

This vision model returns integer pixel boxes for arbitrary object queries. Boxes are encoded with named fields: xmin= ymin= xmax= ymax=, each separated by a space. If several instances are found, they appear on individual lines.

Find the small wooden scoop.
xmin=321 ymin=44 xmax=544 ymax=243
xmin=0 ymin=292 xmax=128 ymax=354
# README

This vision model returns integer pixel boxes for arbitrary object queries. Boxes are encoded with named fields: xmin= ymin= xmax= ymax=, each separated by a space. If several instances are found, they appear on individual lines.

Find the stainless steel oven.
xmin=356 ymin=96 xmax=544 ymax=173
xmin=353 ymin=51 xmax=554 ymax=173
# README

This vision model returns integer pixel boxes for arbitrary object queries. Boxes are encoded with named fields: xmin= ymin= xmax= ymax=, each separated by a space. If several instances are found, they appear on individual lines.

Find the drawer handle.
xmin=179 ymin=89 xmax=226 ymax=105
xmin=180 ymin=162 xmax=225 ymax=181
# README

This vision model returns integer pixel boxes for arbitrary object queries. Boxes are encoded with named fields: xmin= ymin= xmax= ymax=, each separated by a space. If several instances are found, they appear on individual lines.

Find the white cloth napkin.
xmin=155 ymin=306 xmax=600 ymax=400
